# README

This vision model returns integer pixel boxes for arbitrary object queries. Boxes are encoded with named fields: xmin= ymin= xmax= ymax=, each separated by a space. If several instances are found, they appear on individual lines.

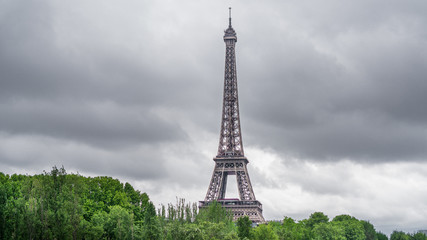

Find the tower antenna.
xmin=229 ymin=7 xmax=232 ymax=27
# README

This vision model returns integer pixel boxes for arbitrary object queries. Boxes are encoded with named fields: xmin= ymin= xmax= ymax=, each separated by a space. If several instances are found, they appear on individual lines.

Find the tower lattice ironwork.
xmin=199 ymin=8 xmax=265 ymax=223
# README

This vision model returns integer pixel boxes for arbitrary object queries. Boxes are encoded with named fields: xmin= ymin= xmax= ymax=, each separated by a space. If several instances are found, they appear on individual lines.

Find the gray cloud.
xmin=0 ymin=100 xmax=185 ymax=148
xmin=0 ymin=132 xmax=169 ymax=180
xmin=1 ymin=0 xmax=427 ymax=235
xmin=236 ymin=1 xmax=427 ymax=162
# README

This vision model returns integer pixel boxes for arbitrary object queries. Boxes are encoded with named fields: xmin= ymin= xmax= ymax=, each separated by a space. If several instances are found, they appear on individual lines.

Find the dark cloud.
xmin=0 ymin=100 xmax=186 ymax=148
xmin=236 ymin=1 xmax=427 ymax=162
xmin=0 ymin=132 xmax=169 ymax=180
xmin=2 ymin=0 xmax=427 ymax=234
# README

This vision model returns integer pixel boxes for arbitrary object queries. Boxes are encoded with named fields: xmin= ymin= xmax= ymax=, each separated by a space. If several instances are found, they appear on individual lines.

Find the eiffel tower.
xmin=199 ymin=8 xmax=265 ymax=223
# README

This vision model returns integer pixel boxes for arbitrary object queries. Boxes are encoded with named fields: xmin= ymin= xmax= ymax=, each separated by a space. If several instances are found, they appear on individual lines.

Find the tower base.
xmin=199 ymin=199 xmax=265 ymax=223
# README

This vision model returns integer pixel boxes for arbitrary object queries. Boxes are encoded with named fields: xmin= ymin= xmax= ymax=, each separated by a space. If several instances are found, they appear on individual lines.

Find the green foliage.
xmin=159 ymin=199 xmax=238 ymax=240
xmin=182 ymin=223 xmax=204 ymax=240
xmin=196 ymin=200 xmax=232 ymax=224
xmin=237 ymin=216 xmax=252 ymax=239
xmin=390 ymin=231 xmax=427 ymax=240
xmin=107 ymin=206 xmax=133 ymax=239
xmin=275 ymin=217 xmax=310 ymax=240
xmin=1 ymin=167 xmax=419 ymax=240
xmin=201 ymin=221 xmax=230 ymax=239
xmin=362 ymin=220 xmax=378 ymax=240
xmin=224 ymin=231 xmax=240 ymax=240
xmin=377 ymin=231 xmax=389 ymax=240
xmin=163 ymin=198 xmax=197 ymax=223
xmin=411 ymin=232 xmax=427 ymax=240
xmin=312 ymin=222 xmax=346 ymax=240
xmin=275 ymin=213 xmax=385 ymax=240
xmin=307 ymin=212 xmax=329 ymax=229
xmin=143 ymin=201 xmax=160 ymax=240
xmin=252 ymin=223 xmax=279 ymax=240
xmin=391 ymin=231 xmax=410 ymax=240
xmin=332 ymin=214 xmax=365 ymax=240
xmin=0 ymin=166 xmax=151 ymax=240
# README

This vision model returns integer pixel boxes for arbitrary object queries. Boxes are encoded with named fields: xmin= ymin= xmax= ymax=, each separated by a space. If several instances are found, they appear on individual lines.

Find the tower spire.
xmin=220 ymin=7 xmax=240 ymax=157
xmin=229 ymin=7 xmax=232 ymax=27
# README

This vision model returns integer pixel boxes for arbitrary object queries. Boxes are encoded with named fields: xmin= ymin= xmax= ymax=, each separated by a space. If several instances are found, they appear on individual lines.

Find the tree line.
xmin=0 ymin=167 xmax=425 ymax=240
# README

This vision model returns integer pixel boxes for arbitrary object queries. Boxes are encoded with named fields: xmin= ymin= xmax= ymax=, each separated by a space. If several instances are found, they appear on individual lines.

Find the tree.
xmin=0 ymin=173 xmax=8 ymax=239
xmin=224 ymin=231 xmax=239 ymax=240
xmin=0 ymin=167 xmax=156 ymax=239
xmin=312 ymin=222 xmax=346 ymax=240
xmin=252 ymin=224 xmax=279 ymax=240
xmin=124 ymin=182 xmax=140 ymax=205
xmin=390 ymin=231 xmax=410 ymax=240
xmin=307 ymin=212 xmax=329 ymax=229
xmin=104 ymin=206 xmax=133 ymax=240
xmin=181 ymin=223 xmax=204 ymax=240
xmin=199 ymin=221 xmax=230 ymax=239
xmin=411 ymin=232 xmax=427 ymax=240
xmin=143 ymin=201 xmax=160 ymax=240
xmin=362 ymin=220 xmax=378 ymax=240
xmin=332 ymin=214 xmax=365 ymax=240
xmin=377 ymin=231 xmax=389 ymax=240
xmin=333 ymin=214 xmax=355 ymax=222
xmin=196 ymin=201 xmax=232 ymax=224
xmin=277 ymin=217 xmax=311 ymax=240
xmin=237 ymin=216 xmax=252 ymax=239
xmin=90 ymin=211 xmax=109 ymax=239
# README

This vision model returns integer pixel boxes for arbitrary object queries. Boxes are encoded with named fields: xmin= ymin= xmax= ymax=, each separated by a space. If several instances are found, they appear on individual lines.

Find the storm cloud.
xmin=1 ymin=0 xmax=427 ymax=235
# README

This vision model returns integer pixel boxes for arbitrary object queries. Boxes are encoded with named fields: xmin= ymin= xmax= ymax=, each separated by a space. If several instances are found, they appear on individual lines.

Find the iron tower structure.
xmin=199 ymin=9 xmax=265 ymax=223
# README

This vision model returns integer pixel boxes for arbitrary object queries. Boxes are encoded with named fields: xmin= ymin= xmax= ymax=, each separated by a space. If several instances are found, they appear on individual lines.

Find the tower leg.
xmin=201 ymin=158 xmax=265 ymax=223
xmin=236 ymin=169 xmax=255 ymax=201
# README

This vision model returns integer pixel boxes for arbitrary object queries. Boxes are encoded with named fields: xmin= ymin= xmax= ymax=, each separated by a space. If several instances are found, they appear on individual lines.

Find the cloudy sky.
xmin=1 ymin=0 xmax=427 ymax=235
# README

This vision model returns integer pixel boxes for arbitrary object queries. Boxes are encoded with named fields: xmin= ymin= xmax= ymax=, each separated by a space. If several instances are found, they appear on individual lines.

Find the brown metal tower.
xmin=199 ymin=8 xmax=265 ymax=223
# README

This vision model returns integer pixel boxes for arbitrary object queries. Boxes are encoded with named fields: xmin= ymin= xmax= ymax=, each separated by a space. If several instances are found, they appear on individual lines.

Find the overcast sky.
xmin=1 ymin=0 xmax=427 ymax=235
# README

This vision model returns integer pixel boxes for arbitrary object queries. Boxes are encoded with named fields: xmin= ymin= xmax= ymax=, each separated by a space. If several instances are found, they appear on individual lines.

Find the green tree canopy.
xmin=332 ymin=214 xmax=365 ymax=240
xmin=377 ymin=232 xmax=389 ymax=240
xmin=196 ymin=200 xmax=232 ymax=224
xmin=237 ymin=216 xmax=252 ymax=239
xmin=307 ymin=212 xmax=329 ymax=229
xmin=391 ymin=231 xmax=410 ymax=240
xmin=252 ymin=224 xmax=279 ymax=240
xmin=312 ymin=222 xmax=346 ymax=240
xmin=411 ymin=232 xmax=427 ymax=240
xmin=362 ymin=220 xmax=378 ymax=240
xmin=143 ymin=201 xmax=160 ymax=240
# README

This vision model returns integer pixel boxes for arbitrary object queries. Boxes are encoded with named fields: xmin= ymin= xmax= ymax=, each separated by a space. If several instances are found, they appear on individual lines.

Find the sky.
xmin=1 ymin=0 xmax=427 ymax=235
